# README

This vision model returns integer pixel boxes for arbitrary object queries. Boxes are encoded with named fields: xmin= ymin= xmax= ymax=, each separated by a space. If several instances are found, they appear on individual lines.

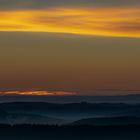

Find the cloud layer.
xmin=0 ymin=0 xmax=139 ymax=10
xmin=0 ymin=6 xmax=140 ymax=38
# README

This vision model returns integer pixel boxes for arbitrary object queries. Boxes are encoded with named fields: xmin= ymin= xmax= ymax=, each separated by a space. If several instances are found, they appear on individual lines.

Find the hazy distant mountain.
xmin=0 ymin=108 xmax=8 ymax=120
xmin=1 ymin=94 xmax=140 ymax=103
xmin=0 ymin=102 xmax=140 ymax=124
xmin=4 ymin=113 xmax=66 ymax=125
xmin=0 ymin=109 xmax=66 ymax=125
xmin=1 ymin=102 xmax=140 ymax=118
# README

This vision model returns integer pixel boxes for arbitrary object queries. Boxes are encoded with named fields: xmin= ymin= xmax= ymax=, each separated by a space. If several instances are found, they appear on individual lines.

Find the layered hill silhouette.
xmin=0 ymin=102 xmax=140 ymax=125
xmin=0 ymin=102 xmax=140 ymax=139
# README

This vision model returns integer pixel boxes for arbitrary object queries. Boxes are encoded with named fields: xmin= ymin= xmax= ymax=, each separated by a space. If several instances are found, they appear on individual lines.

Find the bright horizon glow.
xmin=0 ymin=90 xmax=140 ymax=96
xmin=0 ymin=90 xmax=77 ymax=96
xmin=0 ymin=6 xmax=140 ymax=38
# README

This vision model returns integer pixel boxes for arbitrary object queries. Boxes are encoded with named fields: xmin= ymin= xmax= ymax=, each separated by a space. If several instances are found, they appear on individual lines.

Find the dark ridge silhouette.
xmin=0 ymin=124 xmax=140 ymax=140
xmin=1 ymin=102 xmax=140 ymax=114
xmin=1 ymin=102 xmax=140 ymax=116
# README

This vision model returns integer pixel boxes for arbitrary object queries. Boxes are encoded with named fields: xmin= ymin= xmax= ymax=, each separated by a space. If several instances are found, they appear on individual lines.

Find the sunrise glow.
xmin=0 ymin=90 xmax=76 ymax=96
xmin=0 ymin=6 xmax=140 ymax=38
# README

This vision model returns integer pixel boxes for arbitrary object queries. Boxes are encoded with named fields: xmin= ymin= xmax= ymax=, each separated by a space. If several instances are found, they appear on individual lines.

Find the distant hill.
xmin=0 ymin=108 xmax=8 ymax=119
xmin=0 ymin=106 xmax=66 ymax=124
xmin=71 ymin=116 xmax=140 ymax=126
xmin=0 ymin=102 xmax=140 ymax=124
xmin=1 ymin=102 xmax=140 ymax=118
xmin=0 ymin=113 xmax=66 ymax=125
xmin=1 ymin=94 xmax=140 ymax=103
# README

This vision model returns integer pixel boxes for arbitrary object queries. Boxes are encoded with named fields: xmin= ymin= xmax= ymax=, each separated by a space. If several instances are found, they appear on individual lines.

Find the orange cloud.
xmin=0 ymin=90 xmax=76 ymax=96
xmin=0 ymin=6 xmax=140 ymax=38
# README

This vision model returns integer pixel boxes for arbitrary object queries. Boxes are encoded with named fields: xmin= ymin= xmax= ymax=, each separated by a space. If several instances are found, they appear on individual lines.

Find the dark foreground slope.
xmin=0 ymin=124 xmax=140 ymax=140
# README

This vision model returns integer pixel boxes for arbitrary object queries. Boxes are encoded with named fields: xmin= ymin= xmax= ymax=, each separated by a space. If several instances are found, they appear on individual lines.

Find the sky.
xmin=0 ymin=0 xmax=140 ymax=96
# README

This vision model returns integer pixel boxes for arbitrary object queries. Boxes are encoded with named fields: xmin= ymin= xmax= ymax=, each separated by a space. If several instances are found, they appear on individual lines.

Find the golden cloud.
xmin=0 ymin=6 xmax=140 ymax=38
